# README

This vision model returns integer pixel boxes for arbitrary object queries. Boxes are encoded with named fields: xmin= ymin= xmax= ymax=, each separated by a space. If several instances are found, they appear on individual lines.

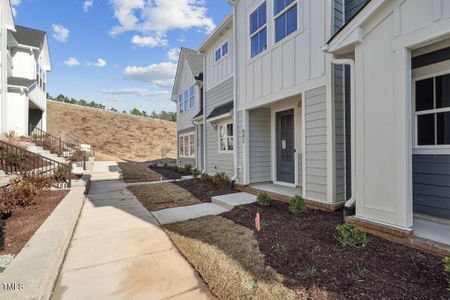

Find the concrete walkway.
xmin=52 ymin=161 xmax=213 ymax=300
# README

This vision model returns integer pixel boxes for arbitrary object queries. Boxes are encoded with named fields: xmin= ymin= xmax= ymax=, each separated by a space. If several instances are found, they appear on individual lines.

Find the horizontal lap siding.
xmin=205 ymin=78 xmax=234 ymax=177
xmin=305 ymin=86 xmax=327 ymax=202
xmin=413 ymin=155 xmax=450 ymax=219
xmin=179 ymin=157 xmax=196 ymax=167
xmin=249 ymin=108 xmax=271 ymax=183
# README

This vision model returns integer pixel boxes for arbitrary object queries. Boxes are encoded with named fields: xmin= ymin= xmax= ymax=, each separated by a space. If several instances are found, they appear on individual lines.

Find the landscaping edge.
xmin=0 ymin=174 xmax=90 ymax=300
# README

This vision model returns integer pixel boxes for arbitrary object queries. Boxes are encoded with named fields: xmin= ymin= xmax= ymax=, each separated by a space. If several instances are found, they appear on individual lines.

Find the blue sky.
xmin=12 ymin=0 xmax=231 ymax=113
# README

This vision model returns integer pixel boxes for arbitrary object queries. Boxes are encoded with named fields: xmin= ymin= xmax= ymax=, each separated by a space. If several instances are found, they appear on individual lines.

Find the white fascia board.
xmin=206 ymin=113 xmax=232 ymax=123
xmin=199 ymin=14 xmax=233 ymax=53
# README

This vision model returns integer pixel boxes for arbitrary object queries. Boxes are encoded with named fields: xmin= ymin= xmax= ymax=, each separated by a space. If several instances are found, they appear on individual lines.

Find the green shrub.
xmin=289 ymin=195 xmax=306 ymax=214
xmin=184 ymin=164 xmax=193 ymax=174
xmin=335 ymin=224 xmax=369 ymax=249
xmin=200 ymin=172 xmax=209 ymax=182
xmin=256 ymin=192 xmax=272 ymax=207
xmin=177 ymin=166 xmax=185 ymax=174
xmin=192 ymin=169 xmax=201 ymax=179
xmin=444 ymin=257 xmax=450 ymax=290
xmin=212 ymin=172 xmax=230 ymax=190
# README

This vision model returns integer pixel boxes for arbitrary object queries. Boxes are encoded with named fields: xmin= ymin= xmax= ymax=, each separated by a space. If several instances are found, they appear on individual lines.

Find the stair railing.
xmin=29 ymin=125 xmax=78 ymax=158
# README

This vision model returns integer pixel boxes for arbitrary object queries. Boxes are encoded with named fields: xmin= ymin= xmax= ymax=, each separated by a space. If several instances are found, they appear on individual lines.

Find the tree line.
xmin=47 ymin=94 xmax=176 ymax=122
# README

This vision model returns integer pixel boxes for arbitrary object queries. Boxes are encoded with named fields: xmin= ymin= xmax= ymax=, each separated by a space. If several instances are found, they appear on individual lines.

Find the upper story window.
xmin=415 ymin=73 xmax=450 ymax=147
xmin=179 ymin=84 xmax=196 ymax=113
xmin=274 ymin=0 xmax=297 ymax=43
xmin=250 ymin=2 xmax=267 ymax=58
xmin=215 ymin=41 xmax=229 ymax=62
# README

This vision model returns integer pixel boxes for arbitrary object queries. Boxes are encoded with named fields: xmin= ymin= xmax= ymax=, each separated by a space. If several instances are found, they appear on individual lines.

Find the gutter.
xmin=323 ymin=48 xmax=357 ymax=215
xmin=229 ymin=0 xmax=238 ymax=182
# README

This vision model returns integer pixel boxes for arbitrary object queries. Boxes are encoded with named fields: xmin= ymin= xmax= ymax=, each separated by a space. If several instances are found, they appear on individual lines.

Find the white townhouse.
xmin=324 ymin=0 xmax=450 ymax=241
xmin=172 ymin=48 xmax=204 ymax=169
xmin=0 ymin=0 xmax=51 ymax=137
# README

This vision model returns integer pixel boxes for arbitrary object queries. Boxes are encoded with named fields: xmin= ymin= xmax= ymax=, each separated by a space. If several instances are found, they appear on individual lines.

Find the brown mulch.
xmin=222 ymin=201 xmax=450 ymax=300
xmin=0 ymin=190 xmax=69 ymax=255
xmin=173 ymin=179 xmax=239 ymax=202
xmin=148 ymin=166 xmax=184 ymax=180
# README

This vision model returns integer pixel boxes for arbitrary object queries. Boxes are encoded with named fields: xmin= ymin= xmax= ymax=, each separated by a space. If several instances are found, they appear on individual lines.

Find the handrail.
xmin=29 ymin=125 xmax=78 ymax=157
xmin=0 ymin=139 xmax=72 ymax=188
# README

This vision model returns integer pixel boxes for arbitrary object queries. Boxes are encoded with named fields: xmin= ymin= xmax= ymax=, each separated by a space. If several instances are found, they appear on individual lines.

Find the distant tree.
xmin=142 ymin=111 xmax=148 ymax=117
xmin=110 ymin=108 xmax=118 ymax=112
xmin=130 ymin=108 xmax=142 ymax=116
xmin=123 ymin=110 xmax=127 ymax=114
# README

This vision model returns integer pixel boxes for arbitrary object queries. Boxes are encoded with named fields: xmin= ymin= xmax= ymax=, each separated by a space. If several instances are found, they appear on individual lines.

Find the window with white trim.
xmin=274 ymin=0 xmax=297 ymax=43
xmin=215 ymin=41 xmax=229 ymax=62
xmin=250 ymin=2 xmax=267 ymax=58
xmin=189 ymin=85 xmax=195 ymax=109
xmin=179 ymin=84 xmax=196 ymax=113
xmin=415 ymin=73 xmax=450 ymax=147
xmin=179 ymin=94 xmax=183 ymax=112
xmin=179 ymin=133 xmax=196 ymax=157
xmin=218 ymin=122 xmax=234 ymax=153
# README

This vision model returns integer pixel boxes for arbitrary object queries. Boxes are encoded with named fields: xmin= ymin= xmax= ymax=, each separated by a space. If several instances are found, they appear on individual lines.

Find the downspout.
xmin=229 ymin=0 xmax=238 ymax=183
xmin=202 ymin=56 xmax=207 ymax=174
xmin=328 ymin=54 xmax=356 ymax=216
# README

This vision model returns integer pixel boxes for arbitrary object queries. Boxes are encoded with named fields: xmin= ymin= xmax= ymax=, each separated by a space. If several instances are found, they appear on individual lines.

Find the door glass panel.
xmin=437 ymin=111 xmax=450 ymax=145
xmin=416 ymin=78 xmax=434 ymax=111
xmin=436 ymin=74 xmax=450 ymax=109
xmin=417 ymin=114 xmax=435 ymax=145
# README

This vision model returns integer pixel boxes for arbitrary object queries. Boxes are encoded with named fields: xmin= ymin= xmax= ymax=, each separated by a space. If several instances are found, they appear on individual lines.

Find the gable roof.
xmin=207 ymin=101 xmax=233 ymax=120
xmin=182 ymin=48 xmax=203 ymax=79
xmin=12 ymin=25 xmax=46 ymax=48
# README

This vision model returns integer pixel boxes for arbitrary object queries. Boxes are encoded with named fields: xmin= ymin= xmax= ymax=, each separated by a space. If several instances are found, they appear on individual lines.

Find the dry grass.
xmin=164 ymin=216 xmax=298 ymax=300
xmin=47 ymin=101 xmax=176 ymax=162
xmin=128 ymin=183 xmax=201 ymax=211
xmin=118 ymin=161 xmax=163 ymax=183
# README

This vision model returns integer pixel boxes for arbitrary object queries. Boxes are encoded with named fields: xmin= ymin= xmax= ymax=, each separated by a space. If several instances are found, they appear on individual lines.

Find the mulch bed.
xmin=148 ymin=166 xmax=184 ymax=180
xmin=173 ymin=179 xmax=239 ymax=202
xmin=0 ymin=190 xmax=69 ymax=255
xmin=222 ymin=201 xmax=450 ymax=300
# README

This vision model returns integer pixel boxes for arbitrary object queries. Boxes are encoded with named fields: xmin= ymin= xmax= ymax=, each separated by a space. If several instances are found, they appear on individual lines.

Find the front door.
xmin=276 ymin=109 xmax=295 ymax=183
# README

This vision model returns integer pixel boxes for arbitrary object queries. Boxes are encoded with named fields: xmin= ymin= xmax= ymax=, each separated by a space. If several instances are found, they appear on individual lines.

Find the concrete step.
xmin=151 ymin=203 xmax=229 ymax=225
xmin=211 ymin=192 xmax=257 ymax=210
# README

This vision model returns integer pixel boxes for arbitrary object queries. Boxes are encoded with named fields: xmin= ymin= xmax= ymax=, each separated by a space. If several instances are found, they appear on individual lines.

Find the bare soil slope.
xmin=47 ymin=101 xmax=176 ymax=162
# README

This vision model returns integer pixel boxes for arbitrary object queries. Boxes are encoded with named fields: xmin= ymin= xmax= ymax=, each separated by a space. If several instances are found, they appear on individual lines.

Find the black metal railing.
xmin=0 ymin=140 xmax=72 ymax=188
xmin=29 ymin=125 xmax=78 ymax=158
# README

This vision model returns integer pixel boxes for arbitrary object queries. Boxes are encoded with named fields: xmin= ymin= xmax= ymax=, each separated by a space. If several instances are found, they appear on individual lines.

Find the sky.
xmin=11 ymin=0 xmax=231 ymax=113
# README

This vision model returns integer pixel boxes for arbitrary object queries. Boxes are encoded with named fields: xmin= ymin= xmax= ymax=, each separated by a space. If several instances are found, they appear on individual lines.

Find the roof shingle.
xmin=12 ymin=25 xmax=46 ymax=48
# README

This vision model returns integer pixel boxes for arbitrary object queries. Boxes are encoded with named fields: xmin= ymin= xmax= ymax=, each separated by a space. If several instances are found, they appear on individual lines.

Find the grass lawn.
xmin=118 ymin=161 xmax=163 ymax=183
xmin=128 ymin=182 xmax=201 ymax=211
xmin=164 ymin=215 xmax=298 ymax=300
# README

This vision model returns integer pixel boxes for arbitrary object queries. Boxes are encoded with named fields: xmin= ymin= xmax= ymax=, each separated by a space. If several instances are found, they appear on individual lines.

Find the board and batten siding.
xmin=413 ymin=155 xmax=450 ymax=220
xmin=205 ymin=77 xmax=234 ymax=177
xmin=305 ymin=86 xmax=328 ymax=202
xmin=249 ymin=108 xmax=271 ymax=183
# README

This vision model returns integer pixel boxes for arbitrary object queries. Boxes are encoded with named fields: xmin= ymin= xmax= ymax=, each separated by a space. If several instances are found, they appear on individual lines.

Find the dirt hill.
xmin=47 ymin=101 xmax=177 ymax=162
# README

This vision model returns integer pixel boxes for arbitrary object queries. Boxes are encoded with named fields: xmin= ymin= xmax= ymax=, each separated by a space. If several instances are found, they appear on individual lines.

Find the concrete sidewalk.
xmin=52 ymin=161 xmax=213 ymax=300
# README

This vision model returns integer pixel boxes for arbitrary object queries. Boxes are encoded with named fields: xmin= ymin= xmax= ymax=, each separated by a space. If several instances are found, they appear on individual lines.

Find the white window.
xmin=179 ymin=133 xmax=196 ymax=157
xmin=215 ymin=41 xmax=229 ymax=62
xmin=218 ymin=122 xmax=234 ymax=153
xmin=250 ymin=2 xmax=267 ymax=58
xmin=179 ymin=94 xmax=183 ymax=113
xmin=215 ymin=48 xmax=221 ymax=61
xmin=179 ymin=85 xmax=196 ymax=113
xmin=189 ymin=85 xmax=195 ymax=109
xmin=414 ymin=72 xmax=450 ymax=148
xmin=222 ymin=42 xmax=229 ymax=57
xmin=274 ymin=0 xmax=297 ymax=43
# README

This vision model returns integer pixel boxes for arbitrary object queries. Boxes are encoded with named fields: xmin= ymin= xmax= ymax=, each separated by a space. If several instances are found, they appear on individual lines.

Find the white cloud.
xmin=52 ymin=24 xmax=70 ymax=42
xmin=11 ymin=0 xmax=21 ymax=17
xmin=131 ymin=34 xmax=168 ymax=48
xmin=103 ymin=96 xmax=121 ymax=102
xmin=109 ymin=0 xmax=215 ymax=38
xmin=64 ymin=57 xmax=80 ymax=67
xmin=101 ymin=88 xmax=169 ymax=97
xmin=89 ymin=58 xmax=107 ymax=68
xmin=167 ymin=48 xmax=180 ymax=62
xmin=123 ymin=62 xmax=177 ymax=88
xmin=83 ymin=0 xmax=94 ymax=12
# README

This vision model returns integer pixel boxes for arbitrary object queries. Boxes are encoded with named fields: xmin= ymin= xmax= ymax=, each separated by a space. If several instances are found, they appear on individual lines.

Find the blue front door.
xmin=276 ymin=109 xmax=295 ymax=183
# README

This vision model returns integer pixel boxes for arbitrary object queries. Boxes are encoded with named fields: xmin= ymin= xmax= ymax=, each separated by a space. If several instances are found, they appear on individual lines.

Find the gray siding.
xmin=249 ymin=108 xmax=271 ymax=183
xmin=334 ymin=65 xmax=346 ymax=202
xmin=413 ymin=155 xmax=450 ymax=220
xmin=237 ymin=110 xmax=244 ymax=182
xmin=305 ymin=86 xmax=328 ymax=202
xmin=344 ymin=0 xmax=369 ymax=22
xmin=205 ymin=77 xmax=234 ymax=177
xmin=179 ymin=157 xmax=196 ymax=168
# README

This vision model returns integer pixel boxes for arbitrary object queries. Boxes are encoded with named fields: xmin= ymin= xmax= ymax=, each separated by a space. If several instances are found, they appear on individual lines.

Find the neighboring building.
xmin=325 ymin=0 xmax=450 ymax=237
xmin=0 ymin=1 xmax=51 ymax=136
xmin=172 ymin=48 xmax=204 ymax=169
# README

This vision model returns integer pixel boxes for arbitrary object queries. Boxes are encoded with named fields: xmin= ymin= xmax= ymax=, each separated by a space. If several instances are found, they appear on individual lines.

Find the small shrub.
xmin=444 ymin=257 xmax=450 ymax=290
xmin=8 ymin=177 xmax=39 ymax=207
xmin=53 ymin=164 xmax=72 ymax=183
xmin=192 ymin=169 xmax=201 ymax=179
xmin=70 ymin=150 xmax=84 ymax=162
xmin=200 ymin=172 xmax=210 ymax=182
xmin=212 ymin=172 xmax=230 ymax=190
xmin=22 ymin=172 xmax=54 ymax=191
xmin=335 ymin=224 xmax=369 ymax=249
xmin=301 ymin=266 xmax=318 ymax=279
xmin=0 ymin=189 xmax=15 ymax=219
xmin=177 ymin=166 xmax=185 ymax=174
xmin=256 ymin=192 xmax=272 ymax=207
xmin=184 ymin=164 xmax=193 ymax=174
xmin=289 ymin=195 xmax=306 ymax=214
xmin=274 ymin=243 xmax=288 ymax=256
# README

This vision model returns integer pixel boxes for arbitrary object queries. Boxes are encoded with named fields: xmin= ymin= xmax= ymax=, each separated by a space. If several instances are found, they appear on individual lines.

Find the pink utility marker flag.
xmin=255 ymin=213 xmax=261 ymax=232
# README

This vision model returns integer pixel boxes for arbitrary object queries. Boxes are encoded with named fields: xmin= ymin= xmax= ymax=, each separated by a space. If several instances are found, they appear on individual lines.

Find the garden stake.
xmin=255 ymin=213 xmax=261 ymax=232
